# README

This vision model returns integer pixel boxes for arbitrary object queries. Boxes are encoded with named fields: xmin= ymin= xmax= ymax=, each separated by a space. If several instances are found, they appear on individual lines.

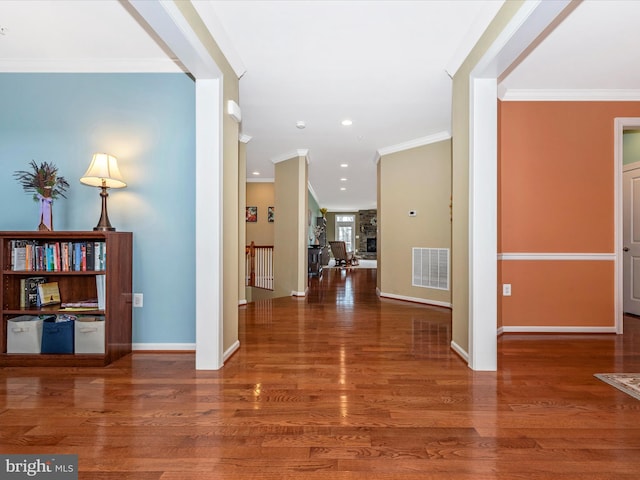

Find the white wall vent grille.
xmin=412 ymin=248 xmax=449 ymax=290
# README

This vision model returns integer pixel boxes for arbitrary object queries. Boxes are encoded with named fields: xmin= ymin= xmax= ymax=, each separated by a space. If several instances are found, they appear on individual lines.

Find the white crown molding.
xmin=239 ymin=133 xmax=252 ymax=143
xmin=247 ymin=177 xmax=274 ymax=183
xmin=377 ymin=131 xmax=451 ymax=158
xmin=0 ymin=58 xmax=185 ymax=73
xmin=498 ymin=252 xmax=615 ymax=261
xmin=271 ymin=149 xmax=309 ymax=164
xmin=499 ymin=88 xmax=640 ymax=102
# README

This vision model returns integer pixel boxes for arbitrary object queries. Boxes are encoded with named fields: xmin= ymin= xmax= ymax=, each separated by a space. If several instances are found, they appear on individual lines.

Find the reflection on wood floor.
xmin=1 ymin=267 xmax=640 ymax=479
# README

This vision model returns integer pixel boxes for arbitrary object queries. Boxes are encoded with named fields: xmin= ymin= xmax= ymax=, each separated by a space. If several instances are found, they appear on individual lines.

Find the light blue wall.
xmin=0 ymin=73 xmax=196 ymax=345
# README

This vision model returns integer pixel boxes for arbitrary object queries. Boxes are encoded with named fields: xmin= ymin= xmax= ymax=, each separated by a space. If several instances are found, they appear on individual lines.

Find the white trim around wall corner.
xmin=498 ymin=252 xmax=615 ymax=261
xmin=501 ymin=326 xmax=617 ymax=334
xmin=378 ymin=292 xmax=452 ymax=309
xmin=238 ymin=299 xmax=247 ymax=306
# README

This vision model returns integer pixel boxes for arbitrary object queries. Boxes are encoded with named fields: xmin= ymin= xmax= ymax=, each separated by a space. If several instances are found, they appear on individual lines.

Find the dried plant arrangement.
xmin=14 ymin=160 xmax=70 ymax=230
xmin=14 ymin=160 xmax=70 ymax=200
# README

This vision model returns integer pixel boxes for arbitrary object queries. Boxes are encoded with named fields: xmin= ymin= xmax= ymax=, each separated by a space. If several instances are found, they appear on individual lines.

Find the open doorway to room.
xmin=621 ymin=125 xmax=640 ymax=321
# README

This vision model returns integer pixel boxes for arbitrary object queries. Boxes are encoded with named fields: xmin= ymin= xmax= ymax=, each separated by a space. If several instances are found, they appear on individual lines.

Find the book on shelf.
xmin=96 ymin=275 xmax=106 ymax=311
xmin=9 ymin=240 xmax=107 ymax=272
xmin=24 ymin=276 xmax=47 ymax=307
xmin=11 ymin=240 xmax=28 ymax=271
xmin=60 ymin=299 xmax=99 ymax=308
xmin=19 ymin=278 xmax=26 ymax=308
xmin=37 ymin=281 xmax=61 ymax=306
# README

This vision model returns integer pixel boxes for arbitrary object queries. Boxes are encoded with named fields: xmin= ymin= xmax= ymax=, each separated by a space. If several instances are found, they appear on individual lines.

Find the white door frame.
xmin=614 ymin=118 xmax=640 ymax=334
xmin=466 ymin=0 xmax=574 ymax=370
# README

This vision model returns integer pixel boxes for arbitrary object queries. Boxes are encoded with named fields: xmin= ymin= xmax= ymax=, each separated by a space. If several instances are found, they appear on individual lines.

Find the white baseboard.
xmin=223 ymin=340 xmax=240 ymax=362
xmin=501 ymin=326 xmax=618 ymax=333
xmin=238 ymin=299 xmax=247 ymax=306
xmin=378 ymin=291 xmax=452 ymax=308
xmin=291 ymin=289 xmax=307 ymax=297
xmin=450 ymin=340 xmax=469 ymax=363
xmin=132 ymin=341 xmax=240 ymax=363
xmin=132 ymin=343 xmax=195 ymax=351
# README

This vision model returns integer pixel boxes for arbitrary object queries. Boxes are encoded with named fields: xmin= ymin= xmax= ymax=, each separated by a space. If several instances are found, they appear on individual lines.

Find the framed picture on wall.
xmin=246 ymin=206 xmax=257 ymax=222
xmin=268 ymin=206 xmax=275 ymax=222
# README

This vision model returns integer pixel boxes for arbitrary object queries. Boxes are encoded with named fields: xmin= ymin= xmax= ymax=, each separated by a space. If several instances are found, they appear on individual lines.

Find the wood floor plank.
xmin=1 ymin=268 xmax=640 ymax=478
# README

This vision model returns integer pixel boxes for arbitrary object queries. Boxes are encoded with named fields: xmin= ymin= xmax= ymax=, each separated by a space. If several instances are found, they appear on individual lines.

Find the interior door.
xmin=623 ymin=164 xmax=640 ymax=315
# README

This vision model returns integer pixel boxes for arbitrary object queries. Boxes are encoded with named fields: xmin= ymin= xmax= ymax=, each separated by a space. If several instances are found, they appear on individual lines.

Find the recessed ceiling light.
xmin=341 ymin=119 xmax=353 ymax=126
xmin=340 ymin=163 xmax=348 ymax=168
xmin=340 ymin=187 xmax=346 ymax=191
xmin=296 ymin=120 xmax=306 ymax=129
xmin=252 ymin=171 xmax=260 ymax=175
xmin=340 ymin=178 xmax=347 ymax=181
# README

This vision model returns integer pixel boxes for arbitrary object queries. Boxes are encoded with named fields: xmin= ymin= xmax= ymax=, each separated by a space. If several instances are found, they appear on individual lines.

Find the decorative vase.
xmin=37 ymin=190 xmax=54 ymax=231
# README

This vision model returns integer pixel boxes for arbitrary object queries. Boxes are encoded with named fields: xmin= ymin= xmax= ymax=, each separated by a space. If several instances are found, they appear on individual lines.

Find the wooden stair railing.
xmin=245 ymin=242 xmax=274 ymax=290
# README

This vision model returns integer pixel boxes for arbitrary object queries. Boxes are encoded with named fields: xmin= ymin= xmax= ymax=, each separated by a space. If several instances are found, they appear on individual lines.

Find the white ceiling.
xmin=2 ymin=0 xmax=639 ymax=211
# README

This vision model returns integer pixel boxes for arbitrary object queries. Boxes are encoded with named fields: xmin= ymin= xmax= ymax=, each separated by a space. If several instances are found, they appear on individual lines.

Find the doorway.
xmin=615 ymin=118 xmax=640 ymax=333
xmin=622 ymin=129 xmax=640 ymax=317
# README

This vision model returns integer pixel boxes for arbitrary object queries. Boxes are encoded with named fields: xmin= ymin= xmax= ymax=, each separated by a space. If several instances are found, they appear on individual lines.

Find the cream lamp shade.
xmin=80 ymin=153 xmax=127 ymax=231
xmin=80 ymin=153 xmax=127 ymax=189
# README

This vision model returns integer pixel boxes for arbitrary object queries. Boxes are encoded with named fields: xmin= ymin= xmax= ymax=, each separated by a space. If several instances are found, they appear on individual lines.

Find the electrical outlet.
xmin=502 ymin=284 xmax=511 ymax=296
xmin=133 ymin=293 xmax=144 ymax=308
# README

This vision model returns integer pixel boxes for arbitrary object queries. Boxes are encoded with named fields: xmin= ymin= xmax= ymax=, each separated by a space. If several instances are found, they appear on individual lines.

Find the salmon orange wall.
xmin=499 ymin=101 xmax=640 ymax=329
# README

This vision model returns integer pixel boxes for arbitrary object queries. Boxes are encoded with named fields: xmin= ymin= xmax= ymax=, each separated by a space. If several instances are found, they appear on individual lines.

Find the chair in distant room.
xmin=329 ymin=241 xmax=358 ymax=267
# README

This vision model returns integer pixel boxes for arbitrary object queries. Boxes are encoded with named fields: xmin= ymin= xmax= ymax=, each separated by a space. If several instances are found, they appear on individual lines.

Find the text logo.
xmin=0 ymin=455 xmax=77 ymax=479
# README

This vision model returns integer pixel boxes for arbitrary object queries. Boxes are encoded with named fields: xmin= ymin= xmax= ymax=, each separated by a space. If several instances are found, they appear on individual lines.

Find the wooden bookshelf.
xmin=0 ymin=231 xmax=132 ymax=366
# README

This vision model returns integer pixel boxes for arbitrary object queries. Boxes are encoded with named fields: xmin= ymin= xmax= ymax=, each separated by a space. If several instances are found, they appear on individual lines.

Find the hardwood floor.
xmin=2 ymin=268 xmax=640 ymax=479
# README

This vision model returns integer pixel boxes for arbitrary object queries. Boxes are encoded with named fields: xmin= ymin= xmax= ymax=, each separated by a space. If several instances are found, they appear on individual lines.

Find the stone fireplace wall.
xmin=358 ymin=209 xmax=377 ymax=259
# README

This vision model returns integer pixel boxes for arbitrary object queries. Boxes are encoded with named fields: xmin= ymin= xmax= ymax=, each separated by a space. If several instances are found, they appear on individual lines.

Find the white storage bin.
xmin=74 ymin=319 xmax=105 ymax=354
xmin=7 ymin=315 xmax=43 ymax=353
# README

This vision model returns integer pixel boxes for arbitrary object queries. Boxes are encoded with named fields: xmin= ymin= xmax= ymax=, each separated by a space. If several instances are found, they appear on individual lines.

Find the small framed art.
xmin=246 ymin=206 xmax=257 ymax=222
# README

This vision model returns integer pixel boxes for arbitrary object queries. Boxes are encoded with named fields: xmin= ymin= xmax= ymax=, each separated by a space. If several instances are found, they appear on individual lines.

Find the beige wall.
xmin=177 ymin=1 xmax=240 ymax=354
xmin=378 ymin=140 xmax=452 ymax=305
xmin=451 ymin=1 xmax=524 ymax=354
xmin=274 ymin=155 xmax=308 ymax=297
xmin=246 ymin=182 xmax=275 ymax=246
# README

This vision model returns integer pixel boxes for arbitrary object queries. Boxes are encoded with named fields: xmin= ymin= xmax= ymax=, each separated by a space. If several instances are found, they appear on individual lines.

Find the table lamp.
xmin=80 ymin=153 xmax=127 ymax=231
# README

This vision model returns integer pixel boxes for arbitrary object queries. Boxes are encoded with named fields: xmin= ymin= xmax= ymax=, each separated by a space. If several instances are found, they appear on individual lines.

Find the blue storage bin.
xmin=41 ymin=318 xmax=74 ymax=354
